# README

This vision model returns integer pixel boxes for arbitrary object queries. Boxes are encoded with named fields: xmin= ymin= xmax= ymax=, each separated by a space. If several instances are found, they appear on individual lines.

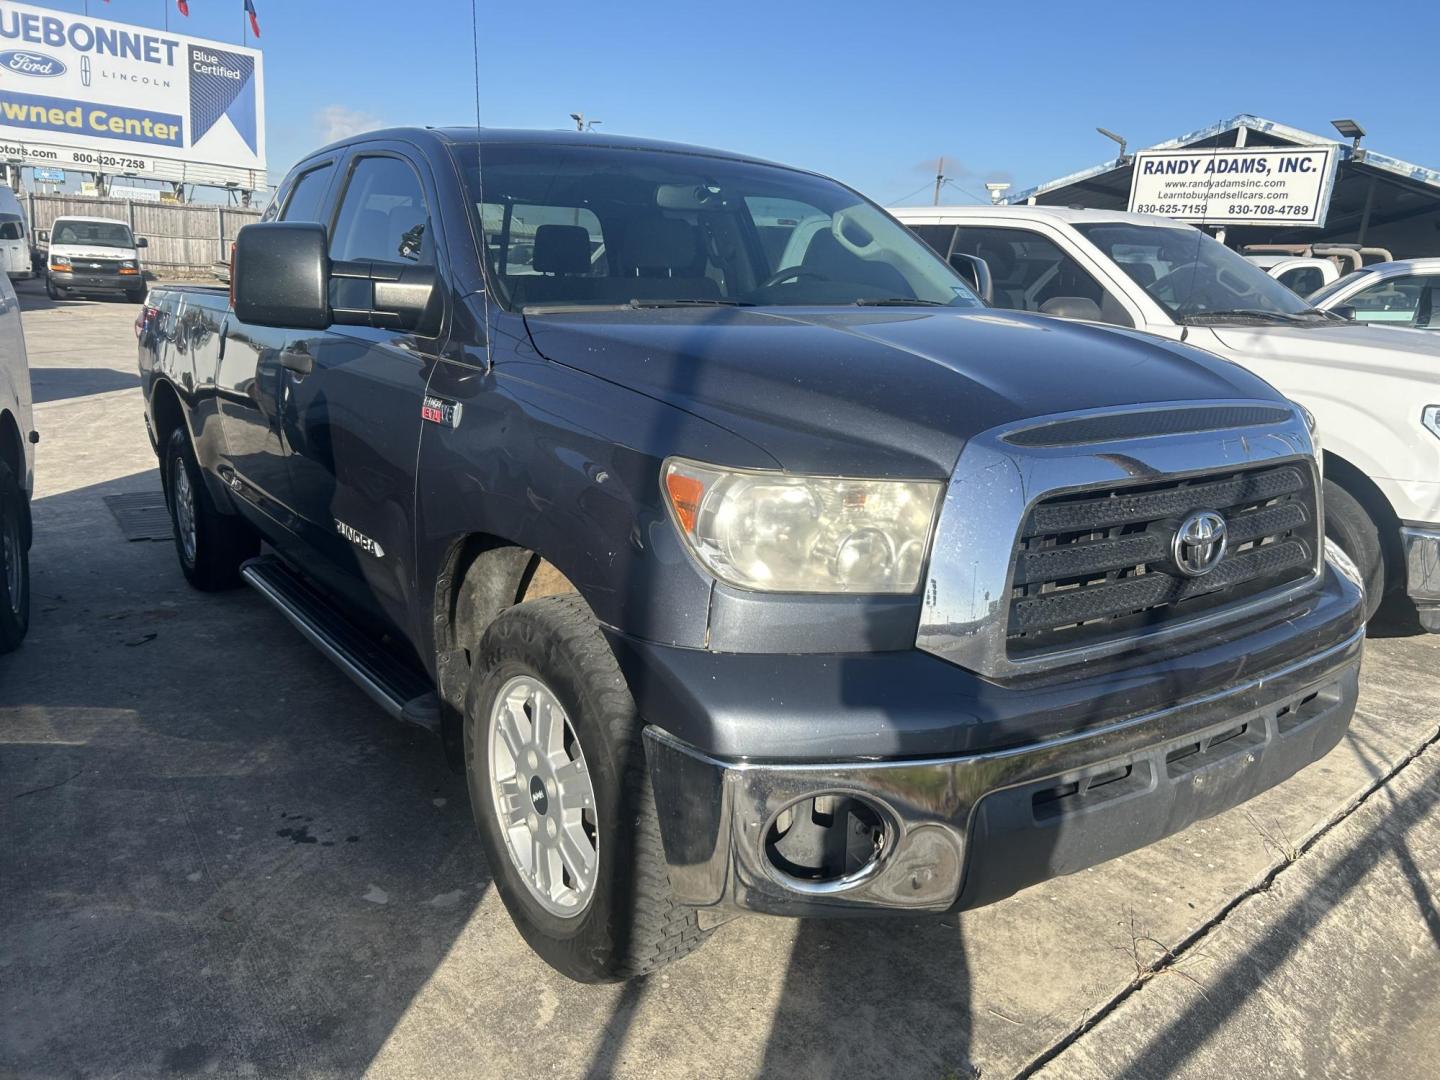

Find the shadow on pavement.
xmin=28 ymin=365 xmax=141 ymax=404
xmin=0 ymin=473 xmax=494 ymax=1077
xmin=1102 ymin=746 xmax=1440 ymax=1080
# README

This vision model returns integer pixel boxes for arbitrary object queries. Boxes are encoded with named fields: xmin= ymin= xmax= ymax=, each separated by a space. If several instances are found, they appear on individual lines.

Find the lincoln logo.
xmin=1172 ymin=510 xmax=1228 ymax=577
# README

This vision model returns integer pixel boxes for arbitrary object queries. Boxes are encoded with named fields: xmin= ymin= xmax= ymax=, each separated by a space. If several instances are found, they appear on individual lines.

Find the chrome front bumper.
xmin=643 ymin=627 xmax=1363 ymax=919
xmin=1402 ymin=525 xmax=1440 ymax=631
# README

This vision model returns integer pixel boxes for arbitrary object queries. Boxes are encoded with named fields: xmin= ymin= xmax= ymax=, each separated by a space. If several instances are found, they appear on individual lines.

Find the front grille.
xmin=70 ymin=257 xmax=122 ymax=273
xmin=1007 ymin=461 xmax=1319 ymax=656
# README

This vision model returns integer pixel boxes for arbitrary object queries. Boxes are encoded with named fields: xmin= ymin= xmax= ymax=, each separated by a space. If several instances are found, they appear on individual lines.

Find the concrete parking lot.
xmin=2 ymin=284 xmax=1437 ymax=1080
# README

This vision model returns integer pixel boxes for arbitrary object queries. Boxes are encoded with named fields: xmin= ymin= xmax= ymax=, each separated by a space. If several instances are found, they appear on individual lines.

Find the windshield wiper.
xmin=851 ymin=297 xmax=949 ymax=307
xmin=627 ymin=298 xmax=755 ymax=308
xmin=1181 ymin=309 xmax=1320 ymax=326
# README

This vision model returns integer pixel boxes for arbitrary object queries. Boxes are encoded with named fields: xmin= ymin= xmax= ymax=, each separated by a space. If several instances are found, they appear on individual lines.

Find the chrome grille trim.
xmin=916 ymin=400 xmax=1323 ymax=678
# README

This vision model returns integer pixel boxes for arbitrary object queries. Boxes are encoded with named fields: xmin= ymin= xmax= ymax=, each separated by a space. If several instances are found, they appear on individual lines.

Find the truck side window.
xmin=950 ymin=226 xmax=1133 ymax=328
xmin=1345 ymin=276 xmax=1428 ymax=325
xmin=330 ymin=156 xmax=432 ymax=266
xmin=279 ymin=164 xmax=334 ymax=224
xmin=907 ymin=225 xmax=958 ymax=259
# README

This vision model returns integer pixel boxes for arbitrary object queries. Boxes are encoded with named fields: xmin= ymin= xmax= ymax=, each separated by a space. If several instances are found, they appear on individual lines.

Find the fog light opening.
xmin=764 ymin=793 xmax=888 ymax=887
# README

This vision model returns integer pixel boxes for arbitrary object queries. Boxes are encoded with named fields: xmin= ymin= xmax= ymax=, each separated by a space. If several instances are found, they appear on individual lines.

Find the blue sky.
xmin=44 ymin=0 xmax=1440 ymax=202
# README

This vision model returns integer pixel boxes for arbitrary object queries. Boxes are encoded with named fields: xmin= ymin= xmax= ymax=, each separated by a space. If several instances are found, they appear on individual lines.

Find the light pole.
xmin=570 ymin=113 xmax=602 ymax=132
xmin=1097 ymin=126 xmax=1130 ymax=164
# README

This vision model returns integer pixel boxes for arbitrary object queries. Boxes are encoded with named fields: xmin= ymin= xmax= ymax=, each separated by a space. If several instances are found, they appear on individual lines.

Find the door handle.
xmin=279 ymin=347 xmax=313 ymax=376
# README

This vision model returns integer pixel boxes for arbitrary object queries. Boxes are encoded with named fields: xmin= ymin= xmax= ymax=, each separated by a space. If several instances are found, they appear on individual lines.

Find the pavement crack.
xmin=13 ymin=769 xmax=83 ymax=798
xmin=1014 ymin=718 xmax=1440 ymax=1079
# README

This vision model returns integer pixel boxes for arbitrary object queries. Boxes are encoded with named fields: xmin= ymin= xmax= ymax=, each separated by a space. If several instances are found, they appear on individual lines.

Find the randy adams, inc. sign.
xmin=1128 ymin=146 xmax=1339 ymax=227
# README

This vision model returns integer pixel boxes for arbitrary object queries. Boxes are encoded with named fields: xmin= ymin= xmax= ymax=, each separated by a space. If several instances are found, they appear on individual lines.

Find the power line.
xmin=884 ymin=181 xmax=934 ymax=207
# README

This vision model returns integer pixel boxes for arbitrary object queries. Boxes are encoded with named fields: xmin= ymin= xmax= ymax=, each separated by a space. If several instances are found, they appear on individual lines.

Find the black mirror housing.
xmin=1330 ymin=304 xmax=1357 ymax=321
xmin=233 ymin=222 xmax=330 ymax=330
xmin=134 ymin=236 xmax=148 ymax=248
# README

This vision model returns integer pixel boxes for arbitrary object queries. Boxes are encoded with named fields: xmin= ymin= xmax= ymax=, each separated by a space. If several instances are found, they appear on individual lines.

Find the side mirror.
xmin=1330 ymin=304 xmax=1356 ymax=321
xmin=35 ymin=229 xmax=48 ymax=244
xmin=1039 ymin=296 xmax=1103 ymax=322
xmin=134 ymin=236 xmax=148 ymax=249
xmin=948 ymin=251 xmax=993 ymax=304
xmin=330 ymin=258 xmax=439 ymax=334
xmin=233 ymin=222 xmax=331 ymax=330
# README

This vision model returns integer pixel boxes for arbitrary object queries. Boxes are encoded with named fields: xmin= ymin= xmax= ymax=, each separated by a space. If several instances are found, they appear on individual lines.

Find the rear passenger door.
xmin=215 ymin=159 xmax=336 ymax=521
xmin=277 ymin=148 xmax=446 ymax=633
xmin=946 ymin=225 xmax=1135 ymax=326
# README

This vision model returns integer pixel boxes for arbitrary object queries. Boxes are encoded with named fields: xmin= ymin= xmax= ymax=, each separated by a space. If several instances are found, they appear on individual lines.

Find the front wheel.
xmin=464 ymin=594 xmax=708 ymax=982
xmin=1323 ymin=479 xmax=1385 ymax=621
xmin=164 ymin=426 xmax=258 ymax=591
xmin=126 ymin=287 xmax=146 ymax=304
xmin=44 ymin=275 xmax=64 ymax=301
xmin=0 ymin=460 xmax=30 ymax=653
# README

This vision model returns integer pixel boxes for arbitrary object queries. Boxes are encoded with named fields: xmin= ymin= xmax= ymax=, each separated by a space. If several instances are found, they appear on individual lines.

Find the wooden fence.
xmin=24 ymin=194 xmax=262 ymax=278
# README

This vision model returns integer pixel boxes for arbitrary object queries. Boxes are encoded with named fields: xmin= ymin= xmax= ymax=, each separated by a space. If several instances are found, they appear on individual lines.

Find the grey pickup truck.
xmin=138 ymin=127 xmax=1365 ymax=982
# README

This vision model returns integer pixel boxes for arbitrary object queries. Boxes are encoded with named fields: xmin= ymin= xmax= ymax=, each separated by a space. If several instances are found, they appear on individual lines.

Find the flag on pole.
xmin=243 ymin=0 xmax=261 ymax=38
xmin=177 ymin=0 xmax=190 ymax=15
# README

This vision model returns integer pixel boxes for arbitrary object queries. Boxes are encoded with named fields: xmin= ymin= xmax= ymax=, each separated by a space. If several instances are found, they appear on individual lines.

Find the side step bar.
xmin=240 ymin=555 xmax=440 ymax=733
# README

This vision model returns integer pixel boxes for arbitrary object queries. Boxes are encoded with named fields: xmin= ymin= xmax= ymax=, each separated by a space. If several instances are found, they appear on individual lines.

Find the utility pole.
xmin=932 ymin=157 xmax=945 ymax=206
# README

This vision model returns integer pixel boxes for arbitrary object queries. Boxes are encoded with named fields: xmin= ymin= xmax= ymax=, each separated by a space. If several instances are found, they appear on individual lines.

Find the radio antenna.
xmin=470 ymin=0 xmax=493 ymax=368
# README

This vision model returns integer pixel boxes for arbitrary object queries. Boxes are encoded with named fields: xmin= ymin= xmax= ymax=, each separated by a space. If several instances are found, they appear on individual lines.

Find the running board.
xmin=241 ymin=555 xmax=440 ymax=733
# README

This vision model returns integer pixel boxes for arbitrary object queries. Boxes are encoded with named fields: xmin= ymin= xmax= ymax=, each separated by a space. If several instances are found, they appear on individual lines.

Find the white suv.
xmin=896 ymin=204 xmax=1440 ymax=631
xmin=0 ymin=269 xmax=32 ymax=650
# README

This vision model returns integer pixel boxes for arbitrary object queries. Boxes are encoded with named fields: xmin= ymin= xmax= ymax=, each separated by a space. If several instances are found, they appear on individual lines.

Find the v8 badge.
xmin=422 ymin=395 xmax=463 ymax=429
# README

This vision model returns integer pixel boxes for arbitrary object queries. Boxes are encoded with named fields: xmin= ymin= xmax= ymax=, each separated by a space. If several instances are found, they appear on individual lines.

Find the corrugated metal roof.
xmin=1006 ymin=113 xmax=1440 ymax=205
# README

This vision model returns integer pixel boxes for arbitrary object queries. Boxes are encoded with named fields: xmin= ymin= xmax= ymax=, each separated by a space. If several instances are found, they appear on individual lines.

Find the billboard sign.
xmin=0 ymin=2 xmax=264 ymax=187
xmin=1128 ymin=146 xmax=1339 ymax=227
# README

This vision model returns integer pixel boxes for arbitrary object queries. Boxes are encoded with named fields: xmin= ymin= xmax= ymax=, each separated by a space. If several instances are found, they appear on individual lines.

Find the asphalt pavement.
xmin=1 ymin=282 xmax=1436 ymax=1080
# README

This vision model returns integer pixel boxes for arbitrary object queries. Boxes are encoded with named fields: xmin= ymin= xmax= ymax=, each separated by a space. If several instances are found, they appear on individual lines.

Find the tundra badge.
xmin=334 ymin=519 xmax=385 ymax=559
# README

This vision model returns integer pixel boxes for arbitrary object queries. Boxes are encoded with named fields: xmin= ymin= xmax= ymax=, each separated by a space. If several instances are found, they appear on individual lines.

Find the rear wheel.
xmin=164 ymin=426 xmax=258 ymax=591
xmin=1323 ymin=478 xmax=1385 ymax=621
xmin=464 ymin=594 xmax=708 ymax=982
xmin=0 ymin=460 xmax=29 ymax=653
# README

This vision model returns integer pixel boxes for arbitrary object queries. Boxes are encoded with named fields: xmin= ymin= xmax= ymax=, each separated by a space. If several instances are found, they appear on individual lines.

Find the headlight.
xmin=120 ymin=259 xmax=136 ymax=269
xmin=1297 ymin=402 xmax=1322 ymax=466
xmin=663 ymin=458 xmax=942 ymax=593
xmin=1424 ymin=405 xmax=1440 ymax=442
xmin=49 ymin=254 xmax=70 ymax=267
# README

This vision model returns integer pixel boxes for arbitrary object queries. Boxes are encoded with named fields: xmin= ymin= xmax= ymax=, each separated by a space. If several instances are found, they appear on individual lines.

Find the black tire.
xmin=1324 ymin=478 xmax=1385 ymax=621
xmin=127 ymin=287 xmax=146 ymax=304
xmin=464 ymin=594 xmax=708 ymax=982
xmin=164 ymin=426 xmax=258 ymax=591
xmin=44 ymin=275 xmax=63 ymax=301
xmin=0 ymin=460 xmax=30 ymax=653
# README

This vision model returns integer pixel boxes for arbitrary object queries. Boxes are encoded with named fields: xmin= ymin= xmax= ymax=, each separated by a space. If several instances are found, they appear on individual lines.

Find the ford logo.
xmin=0 ymin=51 xmax=67 ymax=78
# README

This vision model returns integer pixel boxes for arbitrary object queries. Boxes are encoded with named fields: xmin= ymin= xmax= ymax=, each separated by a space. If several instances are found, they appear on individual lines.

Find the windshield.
xmin=1075 ymin=222 xmax=1311 ymax=321
xmin=452 ymin=143 xmax=983 ymax=311
xmin=51 ymin=219 xmax=133 ymax=248
xmin=1308 ymin=268 xmax=1373 ymax=306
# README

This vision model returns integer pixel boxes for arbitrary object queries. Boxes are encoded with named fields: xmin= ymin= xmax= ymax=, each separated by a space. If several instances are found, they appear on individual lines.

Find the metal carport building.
xmin=1006 ymin=114 xmax=1440 ymax=259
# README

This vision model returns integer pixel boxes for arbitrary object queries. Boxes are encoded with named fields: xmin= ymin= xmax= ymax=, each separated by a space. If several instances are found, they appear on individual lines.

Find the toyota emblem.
xmin=1173 ymin=510 xmax=1228 ymax=577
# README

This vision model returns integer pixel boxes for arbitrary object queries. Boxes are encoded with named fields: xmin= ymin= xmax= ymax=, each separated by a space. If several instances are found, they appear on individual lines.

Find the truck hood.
xmin=1207 ymin=321 xmax=1440 ymax=379
xmin=523 ymin=306 xmax=1280 ymax=477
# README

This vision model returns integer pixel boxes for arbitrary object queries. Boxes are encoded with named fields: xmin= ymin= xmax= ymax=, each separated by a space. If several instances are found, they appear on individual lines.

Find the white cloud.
xmin=314 ymin=104 xmax=384 ymax=144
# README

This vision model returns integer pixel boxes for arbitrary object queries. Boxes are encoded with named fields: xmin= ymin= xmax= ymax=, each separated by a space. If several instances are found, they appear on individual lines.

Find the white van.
xmin=0 ymin=186 xmax=33 ymax=281
xmin=39 ymin=215 xmax=148 ymax=302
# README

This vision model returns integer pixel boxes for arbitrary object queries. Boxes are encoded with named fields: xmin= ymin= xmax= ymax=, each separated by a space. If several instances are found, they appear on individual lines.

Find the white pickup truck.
xmin=897 ymin=205 xmax=1440 ymax=630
